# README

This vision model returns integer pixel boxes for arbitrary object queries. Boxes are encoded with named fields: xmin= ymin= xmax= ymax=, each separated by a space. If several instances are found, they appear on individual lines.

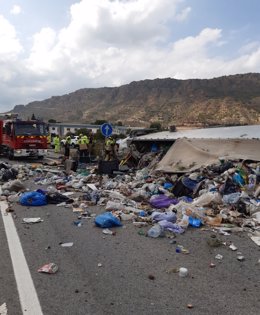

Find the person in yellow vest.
xmin=53 ymin=135 xmax=60 ymax=153
xmin=77 ymin=134 xmax=89 ymax=162
xmin=105 ymin=136 xmax=116 ymax=161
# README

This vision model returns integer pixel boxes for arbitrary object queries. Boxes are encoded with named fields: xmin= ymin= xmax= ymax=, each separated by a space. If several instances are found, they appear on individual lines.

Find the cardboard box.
xmin=79 ymin=144 xmax=88 ymax=150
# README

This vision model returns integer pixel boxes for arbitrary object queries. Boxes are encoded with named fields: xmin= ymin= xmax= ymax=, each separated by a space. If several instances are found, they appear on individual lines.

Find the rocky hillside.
xmin=12 ymin=73 xmax=260 ymax=127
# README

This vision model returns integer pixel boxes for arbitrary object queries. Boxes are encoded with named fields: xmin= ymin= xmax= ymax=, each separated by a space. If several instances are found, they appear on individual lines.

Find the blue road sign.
xmin=100 ymin=123 xmax=113 ymax=137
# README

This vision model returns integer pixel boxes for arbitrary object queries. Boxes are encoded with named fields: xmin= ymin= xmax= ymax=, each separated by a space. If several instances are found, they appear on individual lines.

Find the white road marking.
xmin=0 ymin=201 xmax=43 ymax=315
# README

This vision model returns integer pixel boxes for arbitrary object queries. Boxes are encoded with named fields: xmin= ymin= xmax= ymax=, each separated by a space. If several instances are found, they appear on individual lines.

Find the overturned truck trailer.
xmin=131 ymin=125 xmax=260 ymax=153
xmin=156 ymin=138 xmax=260 ymax=173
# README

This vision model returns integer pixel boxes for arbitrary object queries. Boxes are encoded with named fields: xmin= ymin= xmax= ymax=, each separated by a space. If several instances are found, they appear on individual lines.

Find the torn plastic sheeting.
xmin=150 ymin=194 xmax=179 ymax=208
xmin=222 ymin=192 xmax=241 ymax=204
xmin=249 ymin=231 xmax=260 ymax=246
xmin=87 ymin=184 xmax=98 ymax=190
xmin=252 ymin=212 xmax=260 ymax=224
xmin=95 ymin=212 xmax=122 ymax=228
xmin=191 ymin=192 xmax=222 ymax=207
xmin=151 ymin=211 xmax=177 ymax=223
xmin=250 ymin=236 xmax=260 ymax=246
xmin=158 ymin=220 xmax=185 ymax=234
xmin=156 ymin=138 xmax=260 ymax=173
xmin=2 ymin=179 xmax=25 ymax=192
xmin=103 ymin=190 xmax=127 ymax=201
xmin=106 ymin=201 xmax=126 ymax=211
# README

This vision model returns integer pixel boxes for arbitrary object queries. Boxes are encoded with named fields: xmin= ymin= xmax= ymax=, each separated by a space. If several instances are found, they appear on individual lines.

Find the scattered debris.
xmin=102 ymin=228 xmax=115 ymax=235
xmin=179 ymin=267 xmax=189 ymax=277
xmin=237 ymin=255 xmax=245 ymax=262
xmin=215 ymin=254 xmax=223 ymax=260
xmin=229 ymin=243 xmax=238 ymax=251
xmin=148 ymin=274 xmax=155 ymax=280
xmin=22 ymin=218 xmax=43 ymax=224
xmin=73 ymin=220 xmax=82 ymax=227
xmin=176 ymin=245 xmax=189 ymax=254
xmin=60 ymin=242 xmax=74 ymax=247
xmin=38 ymin=263 xmax=58 ymax=274
xmin=1 ymin=143 xmax=259 ymax=304
xmin=207 ymin=237 xmax=223 ymax=248
xmin=0 ymin=303 xmax=8 ymax=315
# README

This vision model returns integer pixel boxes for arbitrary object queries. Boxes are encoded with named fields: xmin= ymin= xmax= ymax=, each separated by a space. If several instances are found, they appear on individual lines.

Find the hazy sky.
xmin=0 ymin=0 xmax=260 ymax=112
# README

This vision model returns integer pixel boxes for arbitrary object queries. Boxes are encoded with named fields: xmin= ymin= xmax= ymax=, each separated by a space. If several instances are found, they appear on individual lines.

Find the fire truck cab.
xmin=0 ymin=114 xmax=48 ymax=159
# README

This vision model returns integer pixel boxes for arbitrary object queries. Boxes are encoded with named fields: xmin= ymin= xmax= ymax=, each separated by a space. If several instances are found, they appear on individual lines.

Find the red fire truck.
xmin=0 ymin=114 xmax=48 ymax=159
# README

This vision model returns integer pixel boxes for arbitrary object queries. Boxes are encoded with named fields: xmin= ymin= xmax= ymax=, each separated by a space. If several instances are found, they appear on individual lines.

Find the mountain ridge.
xmin=12 ymin=73 xmax=260 ymax=127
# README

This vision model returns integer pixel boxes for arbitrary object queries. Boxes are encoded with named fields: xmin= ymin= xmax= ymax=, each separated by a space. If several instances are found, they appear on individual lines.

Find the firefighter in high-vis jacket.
xmin=104 ymin=136 xmax=116 ymax=161
xmin=77 ymin=134 xmax=90 ymax=162
xmin=53 ymin=135 xmax=60 ymax=153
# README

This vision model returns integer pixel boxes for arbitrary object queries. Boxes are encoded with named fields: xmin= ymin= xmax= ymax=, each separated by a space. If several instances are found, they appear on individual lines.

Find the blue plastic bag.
xmin=163 ymin=182 xmax=173 ymax=190
xmin=150 ymin=195 xmax=179 ymax=208
xmin=94 ymin=212 xmax=122 ymax=228
xmin=188 ymin=216 xmax=202 ymax=228
xmin=20 ymin=191 xmax=47 ymax=206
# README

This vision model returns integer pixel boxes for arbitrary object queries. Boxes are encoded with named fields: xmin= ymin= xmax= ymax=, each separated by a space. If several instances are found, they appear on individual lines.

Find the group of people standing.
xmin=52 ymin=132 xmax=117 ymax=163
xmin=53 ymin=133 xmax=92 ymax=162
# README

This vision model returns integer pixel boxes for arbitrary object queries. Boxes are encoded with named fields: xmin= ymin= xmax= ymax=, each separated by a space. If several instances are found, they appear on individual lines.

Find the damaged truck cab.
xmin=0 ymin=114 xmax=48 ymax=160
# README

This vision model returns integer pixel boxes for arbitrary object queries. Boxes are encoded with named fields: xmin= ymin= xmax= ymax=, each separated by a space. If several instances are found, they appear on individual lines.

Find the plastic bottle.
xmin=248 ymin=174 xmax=256 ymax=189
xmin=147 ymin=224 xmax=164 ymax=238
xmin=256 ymin=165 xmax=260 ymax=176
xmin=233 ymin=172 xmax=245 ymax=186
xmin=138 ymin=210 xmax=147 ymax=217
xmin=188 ymin=216 xmax=202 ymax=228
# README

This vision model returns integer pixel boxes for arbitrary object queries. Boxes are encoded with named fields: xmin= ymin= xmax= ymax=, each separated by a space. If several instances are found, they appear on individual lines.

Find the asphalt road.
xmin=0 ymin=157 xmax=259 ymax=315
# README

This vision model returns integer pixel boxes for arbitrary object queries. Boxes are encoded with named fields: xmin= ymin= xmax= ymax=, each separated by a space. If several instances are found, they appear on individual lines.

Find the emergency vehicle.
xmin=0 ymin=114 xmax=48 ymax=159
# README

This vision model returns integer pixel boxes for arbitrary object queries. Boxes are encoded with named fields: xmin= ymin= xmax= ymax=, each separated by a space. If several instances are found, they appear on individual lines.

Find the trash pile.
xmin=1 ymin=158 xmax=260 ymax=246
